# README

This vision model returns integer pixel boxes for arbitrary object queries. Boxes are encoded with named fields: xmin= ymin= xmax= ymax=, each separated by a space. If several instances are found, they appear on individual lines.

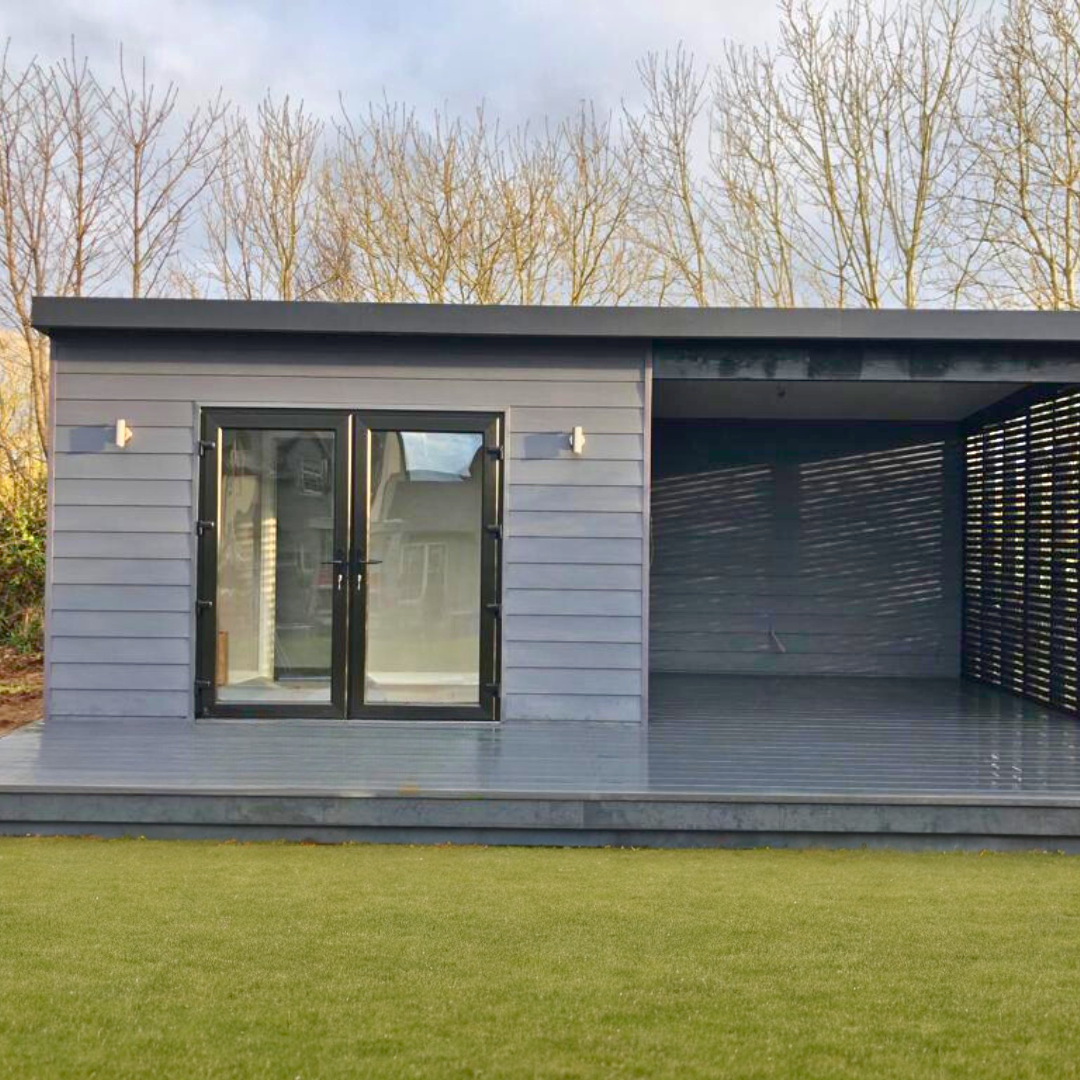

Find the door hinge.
xmin=484 ymin=682 xmax=501 ymax=698
xmin=196 ymin=519 xmax=215 ymax=536
xmin=196 ymin=598 xmax=214 ymax=613
xmin=197 ymin=439 xmax=216 ymax=457
xmin=486 ymin=445 xmax=504 ymax=461
xmin=485 ymin=602 xmax=502 ymax=618
xmin=194 ymin=678 xmax=212 ymax=716
xmin=485 ymin=524 xmax=503 ymax=540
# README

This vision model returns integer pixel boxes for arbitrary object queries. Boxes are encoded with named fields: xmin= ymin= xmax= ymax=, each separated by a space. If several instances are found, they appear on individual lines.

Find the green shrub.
xmin=0 ymin=472 xmax=46 ymax=655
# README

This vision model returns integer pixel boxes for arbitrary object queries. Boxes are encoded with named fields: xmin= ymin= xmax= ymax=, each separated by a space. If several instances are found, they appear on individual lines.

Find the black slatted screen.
xmin=963 ymin=388 xmax=1080 ymax=716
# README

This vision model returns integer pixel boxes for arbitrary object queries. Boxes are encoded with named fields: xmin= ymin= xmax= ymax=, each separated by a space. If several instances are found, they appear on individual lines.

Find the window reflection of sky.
xmin=400 ymin=432 xmax=482 ymax=480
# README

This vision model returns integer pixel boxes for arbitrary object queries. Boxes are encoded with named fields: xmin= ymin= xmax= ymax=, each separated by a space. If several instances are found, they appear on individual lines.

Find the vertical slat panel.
xmin=964 ymin=388 xmax=1079 ymax=717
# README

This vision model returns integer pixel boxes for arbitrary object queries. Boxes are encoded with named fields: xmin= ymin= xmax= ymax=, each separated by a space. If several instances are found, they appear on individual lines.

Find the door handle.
xmin=348 ymin=553 xmax=382 ymax=571
xmin=350 ymin=554 xmax=382 ymax=590
xmin=321 ymin=550 xmax=349 ymax=591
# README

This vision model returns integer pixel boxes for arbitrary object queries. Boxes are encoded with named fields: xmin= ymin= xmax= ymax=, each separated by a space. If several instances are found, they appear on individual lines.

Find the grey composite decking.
xmin=48 ymin=334 xmax=649 ymax=724
xmin=3 ymin=676 xmax=1079 ymax=849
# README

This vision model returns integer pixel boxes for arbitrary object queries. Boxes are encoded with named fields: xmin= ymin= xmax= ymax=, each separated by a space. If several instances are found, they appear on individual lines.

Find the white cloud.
xmin=2 ymin=0 xmax=780 ymax=123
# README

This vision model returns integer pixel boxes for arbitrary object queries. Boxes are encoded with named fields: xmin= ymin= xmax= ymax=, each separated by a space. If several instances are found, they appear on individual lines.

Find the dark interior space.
xmin=651 ymin=418 xmax=962 ymax=678
xmin=649 ymin=379 xmax=1079 ymax=724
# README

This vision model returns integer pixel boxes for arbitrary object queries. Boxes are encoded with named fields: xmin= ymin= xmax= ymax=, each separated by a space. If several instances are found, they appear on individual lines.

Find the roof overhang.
xmin=30 ymin=296 xmax=1080 ymax=345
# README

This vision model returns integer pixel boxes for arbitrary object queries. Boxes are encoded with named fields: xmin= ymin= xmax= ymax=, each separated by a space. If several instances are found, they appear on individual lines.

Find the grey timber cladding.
xmin=650 ymin=420 xmax=963 ymax=678
xmin=48 ymin=333 xmax=647 ymax=723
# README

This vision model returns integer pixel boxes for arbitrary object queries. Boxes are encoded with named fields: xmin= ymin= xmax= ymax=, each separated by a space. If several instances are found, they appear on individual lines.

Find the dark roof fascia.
xmin=30 ymin=296 xmax=1080 ymax=345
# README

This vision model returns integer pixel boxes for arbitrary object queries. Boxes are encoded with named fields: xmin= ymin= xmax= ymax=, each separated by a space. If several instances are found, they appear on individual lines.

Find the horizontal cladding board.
xmin=59 ymin=357 xmax=642 ymax=382
xmin=509 ymin=433 xmax=642 ymax=461
xmin=650 ymin=630 xmax=955 ymax=655
xmin=52 ymin=559 xmax=191 ymax=586
xmin=504 ymin=641 xmax=642 ymax=669
xmin=53 ymin=400 xmax=645 ymax=435
xmin=649 ymin=651 xmax=958 ymax=676
xmin=51 ymin=585 xmax=192 ymax=612
xmin=511 ymin=408 xmax=644 ymax=434
xmin=56 ymin=334 xmax=645 ymax=368
xmin=510 ymin=460 xmax=642 ymax=486
xmin=504 ymin=694 xmax=642 ymax=722
xmin=507 ymin=564 xmax=643 ymax=590
xmin=50 ymin=689 xmax=189 ymax=717
xmin=651 ymin=558 xmax=947 ymax=581
xmin=506 ymin=668 xmax=642 ymax=695
xmin=55 ymin=426 xmax=194 ymax=454
xmin=52 ymin=533 xmax=192 ymax=560
xmin=52 ymin=637 xmax=190 ymax=664
xmin=41 ymin=714 xmax=184 ymax=725
xmin=505 ymin=589 xmax=642 ymax=617
xmin=50 ymin=664 xmax=189 ymax=691
xmin=54 ymin=479 xmax=193 ymax=507
xmin=55 ymin=399 xmax=196 ymax=427
xmin=649 ymin=573 xmax=960 ymax=600
xmin=51 ymin=611 xmax=190 ymax=638
xmin=508 ymin=512 xmax=642 ymax=539
xmin=53 ymin=453 xmax=194 ymax=481
xmin=648 ymin=611 xmax=957 ymax=634
xmin=505 ymin=616 xmax=642 ymax=643
xmin=58 ymin=375 xmax=644 ymax=408
xmin=649 ymin=594 xmax=956 ymax=619
xmin=508 ymin=485 xmax=644 ymax=513
xmin=54 ymin=506 xmax=192 ymax=534
xmin=506 ymin=538 xmax=642 ymax=565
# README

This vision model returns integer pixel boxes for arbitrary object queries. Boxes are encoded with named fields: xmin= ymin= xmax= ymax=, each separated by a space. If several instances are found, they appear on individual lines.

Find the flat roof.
xmin=30 ymin=295 xmax=1080 ymax=344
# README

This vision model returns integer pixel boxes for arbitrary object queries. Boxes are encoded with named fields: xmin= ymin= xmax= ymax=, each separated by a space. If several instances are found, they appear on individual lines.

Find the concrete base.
xmin=4 ymin=791 xmax=1080 ymax=852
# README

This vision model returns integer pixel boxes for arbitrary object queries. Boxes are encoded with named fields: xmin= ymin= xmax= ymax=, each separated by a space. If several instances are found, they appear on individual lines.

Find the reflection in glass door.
xmin=198 ymin=412 xmax=348 ymax=718
xmin=352 ymin=414 xmax=501 ymax=720
xmin=198 ymin=410 xmax=501 ymax=720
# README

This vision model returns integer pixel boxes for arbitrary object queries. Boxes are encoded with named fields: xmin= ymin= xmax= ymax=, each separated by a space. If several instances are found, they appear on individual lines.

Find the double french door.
xmin=196 ymin=410 xmax=502 ymax=720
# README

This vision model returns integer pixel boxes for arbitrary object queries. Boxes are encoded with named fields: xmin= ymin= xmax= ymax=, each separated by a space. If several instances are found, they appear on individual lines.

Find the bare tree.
xmin=741 ymin=0 xmax=979 ymax=307
xmin=488 ymin=124 xmax=558 ymax=304
xmin=205 ymin=96 xmax=324 ymax=300
xmin=710 ymin=46 xmax=802 ymax=306
xmin=877 ymin=0 xmax=981 ymax=307
xmin=0 ymin=45 xmax=114 ymax=459
xmin=976 ymin=0 xmax=1080 ymax=308
xmin=106 ymin=49 xmax=226 ymax=297
xmin=549 ymin=105 xmax=641 ymax=304
xmin=626 ymin=47 xmax=714 ymax=305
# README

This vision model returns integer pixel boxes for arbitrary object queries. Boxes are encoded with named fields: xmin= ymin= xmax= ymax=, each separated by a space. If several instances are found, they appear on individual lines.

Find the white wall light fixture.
xmin=115 ymin=419 xmax=134 ymax=448
xmin=569 ymin=425 xmax=586 ymax=455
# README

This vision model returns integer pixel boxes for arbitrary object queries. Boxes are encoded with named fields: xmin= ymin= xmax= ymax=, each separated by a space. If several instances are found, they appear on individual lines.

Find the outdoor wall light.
xmin=569 ymin=425 xmax=586 ymax=455
xmin=115 ymin=419 xmax=134 ymax=448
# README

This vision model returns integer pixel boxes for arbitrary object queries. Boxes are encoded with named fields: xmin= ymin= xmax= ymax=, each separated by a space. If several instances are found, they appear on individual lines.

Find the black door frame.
xmin=349 ymin=411 xmax=502 ymax=721
xmin=196 ymin=407 xmax=503 ymax=721
xmin=196 ymin=409 xmax=351 ymax=720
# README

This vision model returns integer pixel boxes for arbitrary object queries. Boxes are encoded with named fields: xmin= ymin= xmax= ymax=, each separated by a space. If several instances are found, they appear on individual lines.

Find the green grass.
xmin=2 ymin=840 xmax=1079 ymax=1079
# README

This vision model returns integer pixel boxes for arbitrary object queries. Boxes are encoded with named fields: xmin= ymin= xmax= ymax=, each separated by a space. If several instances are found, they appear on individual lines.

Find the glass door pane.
xmin=214 ymin=424 xmax=342 ymax=708
xmin=361 ymin=427 xmax=487 ymax=707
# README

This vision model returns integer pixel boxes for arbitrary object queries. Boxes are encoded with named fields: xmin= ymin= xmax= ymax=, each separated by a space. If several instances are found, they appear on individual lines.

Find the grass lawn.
xmin=2 ymin=840 xmax=1079 ymax=1079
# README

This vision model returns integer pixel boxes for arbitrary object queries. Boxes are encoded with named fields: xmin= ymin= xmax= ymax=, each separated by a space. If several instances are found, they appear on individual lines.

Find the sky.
xmin=2 ymin=0 xmax=782 ymax=123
